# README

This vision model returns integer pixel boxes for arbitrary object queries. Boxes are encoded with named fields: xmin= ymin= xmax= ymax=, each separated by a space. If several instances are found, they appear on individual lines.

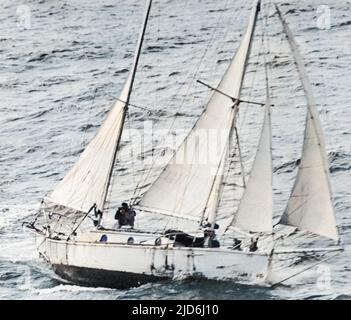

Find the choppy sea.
xmin=0 ymin=0 xmax=351 ymax=299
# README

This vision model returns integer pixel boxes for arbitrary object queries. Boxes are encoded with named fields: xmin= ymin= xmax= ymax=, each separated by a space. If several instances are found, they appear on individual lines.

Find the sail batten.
xmin=275 ymin=5 xmax=338 ymax=240
xmin=139 ymin=0 xmax=261 ymax=220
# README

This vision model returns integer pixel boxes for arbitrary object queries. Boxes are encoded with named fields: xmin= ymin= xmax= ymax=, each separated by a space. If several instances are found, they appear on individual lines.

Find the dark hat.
xmin=122 ymin=202 xmax=128 ymax=207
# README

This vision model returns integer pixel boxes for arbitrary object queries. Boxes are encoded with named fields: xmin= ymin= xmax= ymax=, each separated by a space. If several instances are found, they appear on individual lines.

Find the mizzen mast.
xmin=101 ymin=0 xmax=154 ymax=211
xmin=46 ymin=0 xmax=153 ymax=214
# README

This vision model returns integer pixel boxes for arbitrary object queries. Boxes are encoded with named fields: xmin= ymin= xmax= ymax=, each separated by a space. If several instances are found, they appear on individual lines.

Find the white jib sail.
xmin=232 ymin=88 xmax=273 ymax=233
xmin=46 ymin=77 xmax=130 ymax=213
xmin=276 ymin=5 xmax=338 ymax=240
xmin=139 ymin=0 xmax=260 ymax=220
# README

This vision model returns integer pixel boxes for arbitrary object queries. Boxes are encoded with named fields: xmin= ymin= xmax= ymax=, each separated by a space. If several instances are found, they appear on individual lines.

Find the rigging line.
xmin=262 ymin=1 xmax=284 ymax=103
xmin=181 ymin=0 xmax=261 ymax=222
xmin=235 ymin=127 xmax=246 ymax=188
xmin=175 ymin=100 xmax=243 ymax=219
xmin=196 ymin=80 xmax=266 ymax=106
xmin=131 ymin=0 xmax=235 ymax=203
xmin=42 ymin=89 xmax=101 ymax=205
xmin=238 ymin=18 xmax=264 ymax=133
xmin=198 ymin=108 xmax=237 ymax=227
xmin=102 ymin=0 xmax=153 ymax=212
xmin=108 ymin=96 xmax=152 ymax=112
xmin=132 ymin=104 xmax=208 ymax=206
xmin=80 ymin=87 xmax=99 ymax=149
xmin=152 ymin=0 xmax=161 ymax=201
xmin=135 ymin=0 xmax=162 ymax=208
xmin=125 ymin=109 xmax=137 ymax=203
xmin=215 ymin=120 xmax=240 ymax=215
xmin=176 ymin=103 xmax=239 ymax=217
xmin=314 ymin=7 xmax=332 ymax=154
xmin=217 ymin=2 xmax=263 ymax=230
xmin=104 ymin=110 xmax=138 ymax=211
xmin=151 ymin=1 xmax=243 ymax=215
xmin=264 ymin=1 xmax=275 ymax=113
xmin=108 ymin=95 xmax=196 ymax=119
xmin=233 ymin=44 xmax=265 ymax=197
xmin=270 ymin=251 xmax=341 ymax=288
xmin=211 ymin=0 xmax=233 ymax=59
xmin=224 ymin=48 xmax=267 ymax=234
xmin=210 ymin=133 xmax=239 ymax=225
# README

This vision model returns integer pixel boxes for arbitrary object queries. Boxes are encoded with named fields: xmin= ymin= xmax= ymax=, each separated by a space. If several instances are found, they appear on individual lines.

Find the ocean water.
xmin=0 ymin=0 xmax=351 ymax=299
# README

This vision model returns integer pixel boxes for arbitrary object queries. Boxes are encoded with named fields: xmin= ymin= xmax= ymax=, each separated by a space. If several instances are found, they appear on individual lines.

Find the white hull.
xmin=36 ymin=230 xmax=271 ymax=288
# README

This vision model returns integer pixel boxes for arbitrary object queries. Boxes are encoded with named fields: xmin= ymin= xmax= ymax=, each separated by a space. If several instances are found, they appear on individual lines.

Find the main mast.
xmin=206 ymin=0 xmax=261 ymax=229
xmin=138 ymin=0 xmax=261 ymax=224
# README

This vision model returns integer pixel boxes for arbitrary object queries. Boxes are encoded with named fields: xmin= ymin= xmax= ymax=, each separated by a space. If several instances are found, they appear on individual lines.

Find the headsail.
xmin=230 ymin=63 xmax=273 ymax=233
xmin=46 ymin=0 xmax=153 ymax=213
xmin=275 ymin=5 xmax=338 ymax=240
xmin=138 ymin=0 xmax=261 ymax=221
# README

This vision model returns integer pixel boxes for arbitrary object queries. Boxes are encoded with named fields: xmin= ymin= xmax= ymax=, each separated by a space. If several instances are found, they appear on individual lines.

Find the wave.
xmin=329 ymin=151 xmax=351 ymax=173
xmin=274 ymin=151 xmax=351 ymax=174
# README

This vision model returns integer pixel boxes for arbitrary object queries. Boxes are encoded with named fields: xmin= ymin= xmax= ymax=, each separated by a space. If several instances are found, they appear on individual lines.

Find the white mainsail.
xmin=139 ymin=0 xmax=260 ymax=220
xmin=46 ymin=0 xmax=153 ymax=213
xmin=275 ymin=5 xmax=338 ymax=240
xmin=231 ymin=78 xmax=273 ymax=233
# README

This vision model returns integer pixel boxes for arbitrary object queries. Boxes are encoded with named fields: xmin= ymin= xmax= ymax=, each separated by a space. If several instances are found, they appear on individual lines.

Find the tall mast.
xmin=126 ymin=0 xmax=153 ymax=109
xmin=46 ymin=0 xmax=153 ymax=214
xmin=206 ymin=0 xmax=261 ymax=229
xmin=101 ymin=0 xmax=153 ymax=211
xmin=138 ymin=1 xmax=261 ymax=223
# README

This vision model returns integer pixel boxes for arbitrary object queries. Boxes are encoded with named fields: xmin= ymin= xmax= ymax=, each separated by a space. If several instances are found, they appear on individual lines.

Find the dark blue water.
xmin=0 ymin=0 xmax=350 ymax=299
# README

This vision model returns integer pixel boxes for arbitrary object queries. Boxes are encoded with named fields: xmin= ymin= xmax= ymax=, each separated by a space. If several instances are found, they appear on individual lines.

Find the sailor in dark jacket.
xmin=114 ymin=202 xmax=136 ymax=228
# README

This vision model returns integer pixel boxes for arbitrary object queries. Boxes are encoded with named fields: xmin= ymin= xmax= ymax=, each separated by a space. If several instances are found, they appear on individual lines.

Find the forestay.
xmin=139 ymin=0 xmax=260 ymax=220
xmin=276 ymin=5 xmax=338 ymax=240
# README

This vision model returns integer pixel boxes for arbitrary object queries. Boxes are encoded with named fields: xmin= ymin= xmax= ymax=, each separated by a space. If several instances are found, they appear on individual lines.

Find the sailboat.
xmin=25 ymin=0 xmax=343 ymax=289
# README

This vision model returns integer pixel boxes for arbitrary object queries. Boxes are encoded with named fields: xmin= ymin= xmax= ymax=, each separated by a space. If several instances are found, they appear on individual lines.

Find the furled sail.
xmin=46 ymin=0 xmax=153 ymax=214
xmin=139 ymin=0 xmax=260 ymax=220
xmin=231 ymin=72 xmax=273 ymax=233
xmin=275 ymin=5 xmax=338 ymax=240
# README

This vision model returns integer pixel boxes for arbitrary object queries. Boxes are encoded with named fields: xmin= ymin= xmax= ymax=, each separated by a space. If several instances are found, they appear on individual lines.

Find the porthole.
xmin=100 ymin=234 xmax=108 ymax=242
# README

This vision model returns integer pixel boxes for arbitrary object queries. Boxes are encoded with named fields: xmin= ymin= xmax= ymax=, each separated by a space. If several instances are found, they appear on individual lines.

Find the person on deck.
xmin=233 ymin=238 xmax=242 ymax=251
xmin=93 ymin=206 xmax=103 ymax=228
xmin=203 ymin=228 xmax=220 ymax=248
xmin=249 ymin=237 xmax=258 ymax=252
xmin=114 ymin=202 xmax=136 ymax=228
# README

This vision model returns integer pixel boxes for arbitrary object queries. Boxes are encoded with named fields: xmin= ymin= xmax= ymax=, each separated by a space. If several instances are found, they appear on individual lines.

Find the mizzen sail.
xmin=46 ymin=81 xmax=129 ymax=213
xmin=46 ymin=0 xmax=153 ymax=213
xmin=139 ymin=1 xmax=260 ymax=220
xmin=275 ymin=5 xmax=338 ymax=240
